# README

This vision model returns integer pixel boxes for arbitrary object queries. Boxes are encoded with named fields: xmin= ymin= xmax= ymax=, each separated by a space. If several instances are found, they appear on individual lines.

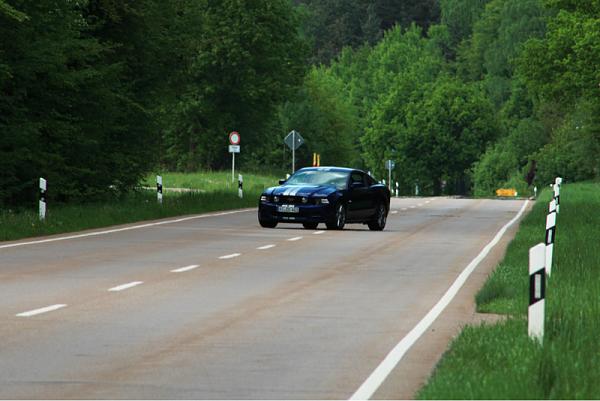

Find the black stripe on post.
xmin=529 ymin=268 xmax=546 ymax=306
xmin=40 ymin=189 xmax=46 ymax=203
xmin=238 ymin=180 xmax=243 ymax=190
xmin=157 ymin=183 xmax=162 ymax=194
xmin=545 ymin=226 xmax=555 ymax=246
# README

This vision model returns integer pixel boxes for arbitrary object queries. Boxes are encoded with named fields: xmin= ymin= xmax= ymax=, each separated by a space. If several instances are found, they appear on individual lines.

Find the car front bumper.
xmin=258 ymin=201 xmax=335 ymax=223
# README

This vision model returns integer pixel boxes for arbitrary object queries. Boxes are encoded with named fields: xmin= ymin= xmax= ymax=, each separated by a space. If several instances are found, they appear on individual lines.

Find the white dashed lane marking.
xmin=219 ymin=253 xmax=241 ymax=260
xmin=171 ymin=265 xmax=199 ymax=273
xmin=108 ymin=281 xmax=143 ymax=292
xmin=313 ymin=231 xmax=325 ymax=235
xmin=16 ymin=304 xmax=67 ymax=317
xmin=391 ymin=211 xmax=398 ymax=215
xmin=257 ymin=244 xmax=276 ymax=250
xmin=287 ymin=236 xmax=303 ymax=241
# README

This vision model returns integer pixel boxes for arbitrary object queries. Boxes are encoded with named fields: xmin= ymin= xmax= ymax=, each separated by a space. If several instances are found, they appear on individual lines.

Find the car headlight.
xmin=320 ymin=198 xmax=329 ymax=204
xmin=260 ymin=195 xmax=268 ymax=202
xmin=273 ymin=196 xmax=280 ymax=203
xmin=302 ymin=197 xmax=308 ymax=204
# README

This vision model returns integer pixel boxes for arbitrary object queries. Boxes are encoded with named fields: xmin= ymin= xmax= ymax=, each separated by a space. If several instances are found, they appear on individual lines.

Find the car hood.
xmin=266 ymin=185 xmax=337 ymax=197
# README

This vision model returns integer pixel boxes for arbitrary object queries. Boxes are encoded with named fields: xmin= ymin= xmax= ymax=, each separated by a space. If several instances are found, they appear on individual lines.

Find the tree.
xmin=401 ymin=78 xmax=499 ymax=194
xmin=0 ymin=0 xmax=156 ymax=205
xmin=161 ymin=0 xmax=308 ymax=171
xmin=358 ymin=25 xmax=446 ymax=181
xmin=278 ymin=67 xmax=360 ymax=169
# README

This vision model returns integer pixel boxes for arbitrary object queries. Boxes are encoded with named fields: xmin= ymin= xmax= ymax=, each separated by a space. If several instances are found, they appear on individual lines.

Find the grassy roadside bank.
xmin=0 ymin=172 xmax=279 ymax=242
xmin=417 ymin=182 xmax=600 ymax=399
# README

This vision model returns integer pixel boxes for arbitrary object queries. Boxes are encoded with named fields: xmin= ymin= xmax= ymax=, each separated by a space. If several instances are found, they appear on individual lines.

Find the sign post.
xmin=229 ymin=132 xmax=240 ymax=182
xmin=385 ymin=160 xmax=395 ymax=192
xmin=284 ymin=130 xmax=304 ymax=173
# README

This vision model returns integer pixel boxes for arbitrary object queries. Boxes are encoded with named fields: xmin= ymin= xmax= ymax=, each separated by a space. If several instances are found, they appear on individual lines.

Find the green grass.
xmin=143 ymin=171 xmax=283 ymax=193
xmin=418 ymin=182 xmax=600 ymax=399
xmin=0 ymin=171 xmax=280 ymax=242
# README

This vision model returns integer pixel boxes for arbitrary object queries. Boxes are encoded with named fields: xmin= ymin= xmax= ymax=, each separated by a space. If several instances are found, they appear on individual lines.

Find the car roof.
xmin=296 ymin=166 xmax=359 ymax=173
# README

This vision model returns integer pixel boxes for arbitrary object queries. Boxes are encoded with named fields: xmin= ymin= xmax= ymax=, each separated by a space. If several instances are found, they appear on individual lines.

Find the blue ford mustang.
xmin=258 ymin=167 xmax=390 ymax=230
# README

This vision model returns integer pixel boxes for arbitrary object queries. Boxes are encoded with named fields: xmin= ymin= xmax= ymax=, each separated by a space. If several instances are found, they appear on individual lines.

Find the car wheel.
xmin=302 ymin=222 xmax=319 ymax=229
xmin=368 ymin=202 xmax=387 ymax=231
xmin=326 ymin=203 xmax=346 ymax=230
xmin=258 ymin=215 xmax=277 ymax=228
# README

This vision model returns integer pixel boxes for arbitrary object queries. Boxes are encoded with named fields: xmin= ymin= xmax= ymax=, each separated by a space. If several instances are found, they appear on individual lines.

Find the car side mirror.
xmin=279 ymin=179 xmax=286 ymax=185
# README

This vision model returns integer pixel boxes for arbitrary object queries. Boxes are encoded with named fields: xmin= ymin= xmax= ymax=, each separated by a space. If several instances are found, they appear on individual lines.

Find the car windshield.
xmin=285 ymin=170 xmax=349 ymax=190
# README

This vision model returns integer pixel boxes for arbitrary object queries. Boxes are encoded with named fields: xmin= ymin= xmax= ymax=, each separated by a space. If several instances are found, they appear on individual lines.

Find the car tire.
xmin=302 ymin=222 xmax=319 ymax=229
xmin=258 ymin=217 xmax=277 ymax=228
xmin=368 ymin=202 xmax=387 ymax=231
xmin=326 ymin=202 xmax=346 ymax=230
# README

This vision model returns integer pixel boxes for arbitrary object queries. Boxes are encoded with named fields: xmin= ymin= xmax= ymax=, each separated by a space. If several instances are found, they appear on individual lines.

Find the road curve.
xmin=0 ymin=197 xmax=527 ymax=399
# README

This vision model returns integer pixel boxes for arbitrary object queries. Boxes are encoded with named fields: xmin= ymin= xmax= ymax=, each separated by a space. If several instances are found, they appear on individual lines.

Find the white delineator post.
xmin=534 ymin=186 xmax=538 ymax=199
xmin=238 ymin=174 xmax=243 ymax=199
xmin=156 ymin=175 xmax=163 ymax=204
xmin=529 ymin=243 xmax=546 ymax=343
xmin=39 ymin=177 xmax=47 ymax=221
xmin=545 ymin=208 xmax=556 ymax=276
xmin=554 ymin=177 xmax=562 ymax=213
xmin=395 ymin=182 xmax=399 ymax=197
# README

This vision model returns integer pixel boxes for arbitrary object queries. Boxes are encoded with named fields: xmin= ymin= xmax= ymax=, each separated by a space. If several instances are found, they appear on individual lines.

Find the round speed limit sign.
xmin=229 ymin=131 xmax=240 ymax=145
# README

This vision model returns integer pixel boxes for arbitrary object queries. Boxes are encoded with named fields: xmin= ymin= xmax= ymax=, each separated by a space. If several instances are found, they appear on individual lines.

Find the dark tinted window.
xmin=350 ymin=171 xmax=366 ymax=186
xmin=365 ymin=174 xmax=377 ymax=186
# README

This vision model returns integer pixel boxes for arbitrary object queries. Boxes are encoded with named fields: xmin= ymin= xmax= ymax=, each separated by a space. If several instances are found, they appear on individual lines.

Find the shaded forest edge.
xmin=1 ymin=0 xmax=598 ymax=207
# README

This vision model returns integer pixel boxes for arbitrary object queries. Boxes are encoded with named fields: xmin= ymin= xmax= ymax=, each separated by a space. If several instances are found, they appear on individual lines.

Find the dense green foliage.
xmin=1 ymin=0 xmax=598 ymax=207
xmin=0 ymin=0 xmax=306 ymax=207
xmin=419 ymin=182 xmax=600 ymax=399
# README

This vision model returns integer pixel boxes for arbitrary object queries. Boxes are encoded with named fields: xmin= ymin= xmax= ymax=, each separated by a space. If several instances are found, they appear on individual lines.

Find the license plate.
xmin=278 ymin=204 xmax=299 ymax=213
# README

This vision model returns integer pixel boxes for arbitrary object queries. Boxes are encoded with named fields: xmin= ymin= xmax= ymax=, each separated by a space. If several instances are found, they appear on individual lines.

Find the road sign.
xmin=386 ymin=160 xmax=395 ymax=170
xmin=284 ymin=130 xmax=304 ymax=150
xmin=229 ymin=131 xmax=240 ymax=145
xmin=284 ymin=130 xmax=304 ymax=173
xmin=229 ymin=145 xmax=240 ymax=153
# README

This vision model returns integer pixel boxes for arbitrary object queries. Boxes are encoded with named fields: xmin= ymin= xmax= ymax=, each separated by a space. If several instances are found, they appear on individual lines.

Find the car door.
xmin=347 ymin=171 xmax=369 ymax=221
xmin=364 ymin=173 xmax=379 ymax=218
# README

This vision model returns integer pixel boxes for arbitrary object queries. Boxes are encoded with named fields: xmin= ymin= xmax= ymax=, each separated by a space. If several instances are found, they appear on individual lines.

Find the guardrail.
xmin=528 ymin=176 xmax=562 ymax=343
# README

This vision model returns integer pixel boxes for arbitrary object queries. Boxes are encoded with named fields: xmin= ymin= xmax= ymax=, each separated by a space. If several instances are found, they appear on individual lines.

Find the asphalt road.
xmin=0 ymin=197 xmax=527 ymax=399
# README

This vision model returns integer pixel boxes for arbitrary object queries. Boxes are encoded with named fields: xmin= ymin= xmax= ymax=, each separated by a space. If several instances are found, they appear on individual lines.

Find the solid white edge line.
xmin=108 ymin=281 xmax=144 ymax=292
xmin=349 ymin=199 xmax=529 ymax=400
xmin=313 ymin=231 xmax=325 ymax=235
xmin=287 ymin=236 xmax=303 ymax=241
xmin=16 ymin=304 xmax=67 ymax=317
xmin=171 ymin=264 xmax=200 ymax=273
xmin=0 ymin=209 xmax=254 ymax=250
xmin=219 ymin=253 xmax=241 ymax=260
xmin=257 ymin=244 xmax=276 ymax=250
